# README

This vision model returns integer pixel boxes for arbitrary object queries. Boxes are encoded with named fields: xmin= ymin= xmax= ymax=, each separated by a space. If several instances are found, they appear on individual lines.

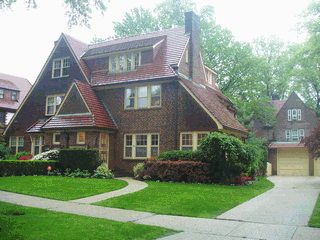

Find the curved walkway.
xmin=1 ymin=177 xmax=320 ymax=239
xmin=69 ymin=177 xmax=148 ymax=204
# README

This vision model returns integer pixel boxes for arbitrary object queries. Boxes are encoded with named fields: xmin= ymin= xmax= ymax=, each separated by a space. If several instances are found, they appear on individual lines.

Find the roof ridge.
xmin=88 ymin=26 xmax=184 ymax=48
xmin=63 ymin=33 xmax=88 ymax=46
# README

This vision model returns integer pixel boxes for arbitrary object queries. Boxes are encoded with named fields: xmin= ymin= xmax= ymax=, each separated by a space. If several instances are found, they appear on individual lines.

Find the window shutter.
xmin=298 ymin=109 xmax=301 ymax=121
xmin=288 ymin=110 xmax=292 ymax=121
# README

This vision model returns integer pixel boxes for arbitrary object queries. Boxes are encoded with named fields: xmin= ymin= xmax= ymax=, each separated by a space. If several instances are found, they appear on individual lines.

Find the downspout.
xmin=174 ymin=82 xmax=178 ymax=150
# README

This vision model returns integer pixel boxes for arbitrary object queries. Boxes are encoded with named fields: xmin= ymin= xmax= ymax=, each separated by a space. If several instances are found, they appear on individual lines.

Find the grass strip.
xmin=309 ymin=193 xmax=320 ymax=228
xmin=93 ymin=177 xmax=274 ymax=218
xmin=0 ymin=201 xmax=178 ymax=240
xmin=0 ymin=176 xmax=128 ymax=201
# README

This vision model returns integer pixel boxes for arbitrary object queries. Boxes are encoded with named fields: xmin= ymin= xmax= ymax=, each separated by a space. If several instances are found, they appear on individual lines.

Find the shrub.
xmin=0 ymin=160 xmax=58 ymax=176
xmin=32 ymin=149 xmax=60 ymax=161
xmin=58 ymin=149 xmax=101 ymax=174
xmin=0 ymin=144 xmax=12 ymax=159
xmin=14 ymin=151 xmax=31 ymax=160
xmin=133 ymin=162 xmax=145 ymax=178
xmin=138 ymin=160 xmax=211 ymax=184
xmin=92 ymin=164 xmax=114 ymax=179
xmin=157 ymin=150 xmax=205 ymax=162
xmin=19 ymin=155 xmax=33 ymax=160
xmin=200 ymin=132 xmax=255 ymax=183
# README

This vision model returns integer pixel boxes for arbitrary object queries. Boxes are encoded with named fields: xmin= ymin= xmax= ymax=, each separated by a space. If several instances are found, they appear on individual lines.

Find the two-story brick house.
xmin=4 ymin=12 xmax=247 ymax=175
xmin=265 ymin=92 xmax=319 ymax=176
xmin=0 ymin=73 xmax=31 ymax=129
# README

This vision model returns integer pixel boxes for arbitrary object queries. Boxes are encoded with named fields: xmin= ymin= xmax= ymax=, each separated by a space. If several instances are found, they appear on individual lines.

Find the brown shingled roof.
xmin=26 ymin=119 xmax=47 ymax=133
xmin=271 ymin=100 xmax=286 ymax=116
xmin=179 ymin=77 xmax=247 ymax=134
xmin=83 ymin=35 xmax=166 ymax=58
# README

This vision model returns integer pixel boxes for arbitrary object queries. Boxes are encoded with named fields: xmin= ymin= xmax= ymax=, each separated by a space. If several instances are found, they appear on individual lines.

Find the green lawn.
xmin=0 ymin=201 xmax=178 ymax=240
xmin=93 ymin=177 xmax=274 ymax=218
xmin=0 ymin=176 xmax=128 ymax=201
xmin=309 ymin=193 xmax=320 ymax=228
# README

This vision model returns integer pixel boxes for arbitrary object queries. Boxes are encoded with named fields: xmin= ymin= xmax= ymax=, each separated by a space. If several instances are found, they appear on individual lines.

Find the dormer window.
xmin=11 ymin=91 xmax=17 ymax=101
xmin=109 ymin=52 xmax=141 ymax=73
xmin=52 ymin=57 xmax=70 ymax=78
xmin=288 ymin=109 xmax=301 ymax=121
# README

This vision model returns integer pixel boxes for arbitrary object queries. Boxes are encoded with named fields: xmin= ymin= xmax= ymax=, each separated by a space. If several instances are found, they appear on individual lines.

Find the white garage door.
xmin=277 ymin=148 xmax=309 ymax=176
xmin=314 ymin=158 xmax=320 ymax=176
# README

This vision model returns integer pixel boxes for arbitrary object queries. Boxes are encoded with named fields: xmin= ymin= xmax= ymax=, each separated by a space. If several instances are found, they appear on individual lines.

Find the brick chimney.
xmin=185 ymin=11 xmax=205 ymax=85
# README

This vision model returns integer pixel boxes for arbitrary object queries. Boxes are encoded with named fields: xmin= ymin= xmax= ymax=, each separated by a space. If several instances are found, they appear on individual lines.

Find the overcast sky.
xmin=0 ymin=0 xmax=313 ymax=84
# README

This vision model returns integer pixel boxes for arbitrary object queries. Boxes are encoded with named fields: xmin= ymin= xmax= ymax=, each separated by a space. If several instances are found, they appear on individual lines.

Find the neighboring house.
xmin=4 ymin=12 xmax=247 ymax=175
xmin=255 ymin=92 xmax=319 ymax=176
xmin=0 ymin=73 xmax=31 ymax=129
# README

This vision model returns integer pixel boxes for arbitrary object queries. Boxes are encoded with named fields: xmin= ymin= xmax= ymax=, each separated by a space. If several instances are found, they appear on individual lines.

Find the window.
xmin=207 ymin=72 xmax=212 ymax=84
xmin=185 ymin=48 xmax=189 ymax=63
xmin=0 ymin=89 xmax=4 ymax=99
xmin=0 ymin=112 xmax=4 ymax=124
xmin=34 ymin=136 xmax=45 ymax=155
xmin=77 ymin=132 xmax=85 ymax=144
xmin=180 ymin=132 xmax=209 ymax=151
xmin=10 ymin=136 xmax=24 ymax=154
xmin=124 ymin=133 xmax=159 ymax=159
xmin=124 ymin=85 xmax=161 ymax=109
xmin=46 ymin=95 xmax=64 ymax=115
xmin=11 ymin=91 xmax=17 ymax=101
xmin=291 ymin=129 xmax=298 ymax=141
xmin=109 ymin=52 xmax=140 ymax=73
xmin=53 ymin=133 xmax=61 ymax=145
xmin=288 ymin=109 xmax=301 ymax=121
xmin=285 ymin=130 xmax=290 ymax=140
xmin=299 ymin=129 xmax=305 ymax=138
xmin=52 ymin=57 xmax=70 ymax=78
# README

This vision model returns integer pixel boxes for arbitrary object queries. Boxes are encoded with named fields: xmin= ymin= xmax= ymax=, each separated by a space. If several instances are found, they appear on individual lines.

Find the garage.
xmin=277 ymin=147 xmax=309 ymax=176
xmin=268 ymin=142 xmax=311 ymax=176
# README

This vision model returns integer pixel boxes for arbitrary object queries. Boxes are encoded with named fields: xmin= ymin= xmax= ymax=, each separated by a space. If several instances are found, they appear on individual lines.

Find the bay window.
xmin=124 ymin=133 xmax=159 ymax=159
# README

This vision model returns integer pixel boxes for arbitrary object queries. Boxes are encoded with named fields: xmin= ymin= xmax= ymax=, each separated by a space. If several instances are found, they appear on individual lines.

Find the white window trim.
xmin=9 ymin=136 xmax=24 ymax=153
xmin=53 ymin=133 xmax=61 ymax=145
xmin=11 ymin=91 xmax=17 ymax=101
xmin=299 ymin=129 xmax=305 ymax=138
xmin=288 ymin=109 xmax=292 ymax=121
xmin=124 ymin=84 xmax=161 ymax=110
xmin=52 ymin=57 xmax=70 ymax=78
xmin=298 ymin=109 xmax=301 ymax=121
xmin=46 ymin=94 xmax=64 ymax=116
xmin=180 ymin=132 xmax=210 ymax=151
xmin=285 ymin=130 xmax=290 ymax=140
xmin=77 ymin=132 xmax=86 ymax=144
xmin=123 ymin=133 xmax=159 ymax=159
xmin=109 ymin=51 xmax=141 ymax=74
xmin=32 ymin=136 xmax=45 ymax=155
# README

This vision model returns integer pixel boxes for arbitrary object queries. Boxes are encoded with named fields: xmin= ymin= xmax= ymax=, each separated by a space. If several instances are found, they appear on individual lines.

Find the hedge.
xmin=156 ymin=150 xmax=205 ymax=162
xmin=0 ymin=160 xmax=58 ymax=177
xmin=58 ymin=149 xmax=101 ymax=174
xmin=137 ymin=159 xmax=211 ymax=184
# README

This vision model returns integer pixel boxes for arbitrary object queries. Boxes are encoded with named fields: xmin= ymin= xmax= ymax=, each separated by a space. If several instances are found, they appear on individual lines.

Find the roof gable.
xmin=57 ymin=83 xmax=91 ymax=116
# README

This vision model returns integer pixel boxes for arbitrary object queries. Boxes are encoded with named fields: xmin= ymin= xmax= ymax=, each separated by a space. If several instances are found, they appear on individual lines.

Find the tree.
xmin=301 ymin=122 xmax=320 ymax=160
xmin=113 ymin=6 xmax=159 ymax=38
xmin=0 ymin=0 xmax=108 ymax=28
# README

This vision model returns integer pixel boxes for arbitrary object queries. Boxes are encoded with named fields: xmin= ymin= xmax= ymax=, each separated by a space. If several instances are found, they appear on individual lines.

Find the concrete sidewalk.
xmin=1 ymin=176 xmax=320 ymax=239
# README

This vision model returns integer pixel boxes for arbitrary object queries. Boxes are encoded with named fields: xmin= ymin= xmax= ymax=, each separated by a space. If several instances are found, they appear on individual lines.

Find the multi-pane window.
xmin=11 ymin=91 xmax=17 ymax=101
xmin=53 ymin=57 xmax=70 ymax=78
xmin=34 ymin=136 xmax=45 ymax=155
xmin=181 ymin=132 xmax=209 ymax=151
xmin=46 ymin=95 xmax=64 ymax=115
xmin=0 ymin=89 xmax=4 ymax=99
xmin=124 ymin=85 xmax=161 ymax=109
xmin=10 ymin=136 xmax=24 ymax=154
xmin=286 ymin=129 xmax=305 ymax=141
xmin=124 ymin=133 xmax=159 ymax=159
xmin=109 ymin=52 xmax=140 ymax=73
xmin=53 ymin=133 xmax=61 ymax=145
xmin=77 ymin=132 xmax=85 ymax=144
xmin=288 ymin=109 xmax=301 ymax=121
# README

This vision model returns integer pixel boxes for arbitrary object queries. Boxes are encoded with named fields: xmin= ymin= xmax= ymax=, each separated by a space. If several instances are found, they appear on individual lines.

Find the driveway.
xmin=216 ymin=176 xmax=320 ymax=226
